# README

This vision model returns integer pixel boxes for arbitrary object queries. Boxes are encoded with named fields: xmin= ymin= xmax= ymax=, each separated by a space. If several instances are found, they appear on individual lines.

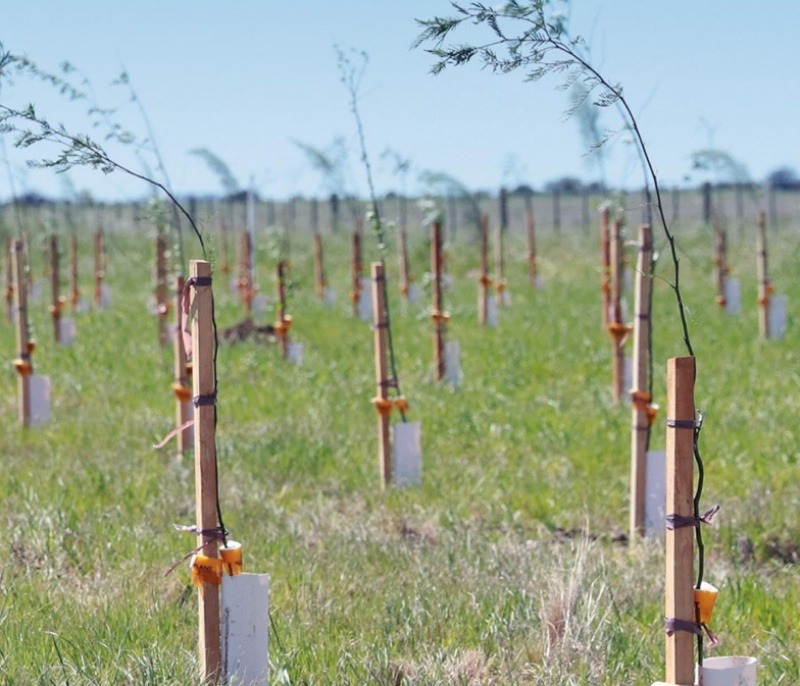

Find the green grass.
xmin=1 ymin=216 xmax=799 ymax=684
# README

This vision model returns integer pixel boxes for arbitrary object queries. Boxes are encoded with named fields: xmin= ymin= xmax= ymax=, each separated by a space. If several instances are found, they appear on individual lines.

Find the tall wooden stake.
xmin=713 ymin=222 xmax=727 ymax=308
xmin=398 ymin=225 xmax=411 ymax=299
xmin=526 ymin=198 xmax=537 ymax=288
xmin=69 ymin=233 xmax=79 ymax=310
xmin=371 ymin=262 xmax=392 ymax=488
xmin=494 ymin=212 xmax=506 ymax=307
xmin=237 ymin=231 xmax=253 ymax=316
xmin=431 ymin=222 xmax=446 ymax=381
xmin=276 ymin=260 xmax=290 ymax=360
xmin=600 ymin=207 xmax=612 ymax=328
xmin=94 ymin=228 xmax=105 ymax=308
xmin=350 ymin=230 xmax=362 ymax=317
xmin=609 ymin=218 xmax=627 ymax=403
xmin=12 ymin=241 xmax=31 ymax=427
xmin=478 ymin=213 xmax=490 ymax=326
xmin=629 ymin=225 xmax=653 ymax=539
xmin=5 ymin=235 xmax=13 ymax=323
xmin=173 ymin=274 xmax=193 ymax=453
xmin=756 ymin=211 xmax=770 ymax=339
xmin=50 ymin=235 xmax=62 ymax=344
xmin=218 ymin=214 xmax=230 ymax=275
xmin=190 ymin=260 xmax=222 ymax=683
xmin=665 ymin=356 xmax=696 ymax=686
xmin=313 ymin=232 xmax=325 ymax=299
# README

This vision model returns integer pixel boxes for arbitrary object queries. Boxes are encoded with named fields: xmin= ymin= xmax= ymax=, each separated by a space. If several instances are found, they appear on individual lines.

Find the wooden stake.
xmin=629 ymin=225 xmax=653 ymax=540
xmin=276 ymin=260 xmax=290 ymax=360
xmin=351 ymin=230 xmax=362 ymax=318
xmin=478 ymin=213 xmax=490 ymax=326
xmin=664 ymin=356 xmax=696 ymax=686
xmin=155 ymin=234 xmax=169 ymax=347
xmin=174 ymin=274 xmax=192 ymax=454
xmin=12 ymin=241 xmax=31 ymax=428
xmin=713 ymin=221 xmax=727 ymax=308
xmin=756 ymin=211 xmax=770 ymax=339
xmin=218 ymin=214 xmax=230 ymax=275
xmin=237 ymin=231 xmax=253 ymax=316
xmin=494 ymin=211 xmax=506 ymax=307
xmin=371 ymin=261 xmax=392 ymax=488
xmin=609 ymin=218 xmax=626 ymax=403
xmin=190 ymin=260 xmax=222 ymax=683
xmin=431 ymin=222 xmax=446 ymax=381
xmin=94 ymin=228 xmax=105 ymax=308
xmin=526 ymin=198 xmax=537 ymax=288
xmin=69 ymin=233 xmax=79 ymax=310
xmin=313 ymin=232 xmax=325 ymax=299
xmin=398 ymin=225 xmax=410 ymax=299
xmin=600 ymin=208 xmax=611 ymax=328
xmin=50 ymin=235 xmax=61 ymax=345
xmin=5 ymin=235 xmax=13 ymax=323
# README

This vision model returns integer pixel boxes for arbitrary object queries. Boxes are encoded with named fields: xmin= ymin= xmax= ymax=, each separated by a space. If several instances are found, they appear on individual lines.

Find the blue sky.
xmin=1 ymin=2 xmax=797 ymax=201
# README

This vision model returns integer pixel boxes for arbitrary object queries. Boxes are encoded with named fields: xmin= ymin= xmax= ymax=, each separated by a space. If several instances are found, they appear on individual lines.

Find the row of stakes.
xmin=6 ymin=207 xmax=774 ymax=683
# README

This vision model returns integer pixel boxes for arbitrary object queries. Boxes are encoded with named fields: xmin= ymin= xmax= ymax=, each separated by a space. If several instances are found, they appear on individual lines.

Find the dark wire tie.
xmin=666 ymin=418 xmax=697 ymax=430
xmin=193 ymin=393 xmax=217 ymax=408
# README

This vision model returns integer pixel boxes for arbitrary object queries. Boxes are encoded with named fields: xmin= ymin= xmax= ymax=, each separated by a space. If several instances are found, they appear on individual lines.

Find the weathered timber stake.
xmin=94 ymin=228 xmax=105 ymax=308
xmin=5 ymin=235 xmax=13 ymax=322
xmin=50 ymin=235 xmax=61 ymax=345
xmin=69 ymin=233 xmax=79 ymax=310
xmin=609 ymin=218 xmax=627 ymax=403
xmin=431 ymin=221 xmax=446 ymax=381
xmin=398 ymin=225 xmax=411 ymax=299
xmin=350 ymin=230 xmax=362 ymax=318
xmin=629 ymin=225 xmax=653 ymax=539
xmin=237 ymin=231 xmax=253 ymax=316
xmin=713 ymin=222 xmax=728 ymax=308
xmin=190 ymin=260 xmax=222 ymax=683
xmin=155 ymin=234 xmax=169 ymax=347
xmin=756 ymin=211 xmax=770 ymax=339
xmin=371 ymin=261 xmax=392 ymax=488
xmin=494 ymin=210 xmax=506 ymax=307
xmin=12 ymin=241 xmax=31 ymax=427
xmin=600 ymin=207 xmax=611 ymax=329
xmin=478 ymin=213 xmax=490 ymax=326
xmin=174 ymin=274 xmax=193 ymax=454
xmin=664 ymin=356 xmax=696 ymax=686
xmin=526 ymin=198 xmax=537 ymax=288
xmin=276 ymin=260 xmax=290 ymax=360
xmin=313 ymin=232 xmax=325 ymax=299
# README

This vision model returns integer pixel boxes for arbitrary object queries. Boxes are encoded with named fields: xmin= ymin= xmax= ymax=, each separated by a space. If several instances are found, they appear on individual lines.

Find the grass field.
xmin=1 ymin=212 xmax=799 ymax=684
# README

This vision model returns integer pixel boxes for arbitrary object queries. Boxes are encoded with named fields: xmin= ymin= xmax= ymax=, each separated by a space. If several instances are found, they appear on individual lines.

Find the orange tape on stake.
xmin=13 ymin=358 xmax=31 ymax=376
xmin=171 ymin=382 xmax=192 ymax=403
xmin=715 ymin=295 xmax=727 ymax=307
xmin=631 ymin=390 xmax=659 ymax=426
xmin=479 ymin=275 xmax=493 ymax=287
xmin=372 ymin=395 xmax=409 ymax=416
xmin=220 ymin=541 xmax=243 ymax=576
xmin=190 ymin=554 xmax=223 ymax=587
xmin=496 ymin=279 xmax=507 ymax=293
xmin=430 ymin=310 xmax=450 ymax=323
xmin=607 ymin=321 xmax=633 ymax=342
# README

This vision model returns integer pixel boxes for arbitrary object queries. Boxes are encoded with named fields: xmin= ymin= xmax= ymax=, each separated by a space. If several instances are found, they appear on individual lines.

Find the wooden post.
xmin=431 ymin=222 xmax=446 ymax=381
xmin=155 ymin=234 xmax=169 ymax=347
xmin=629 ymin=225 xmax=653 ymax=540
xmin=94 ymin=228 xmax=106 ymax=308
xmin=190 ymin=260 xmax=222 ymax=683
xmin=494 ymin=211 xmax=506 ymax=307
xmin=5 ymin=235 xmax=13 ymax=323
xmin=609 ymin=218 xmax=627 ymax=403
xmin=12 ymin=241 xmax=31 ymax=428
xmin=350 ymin=230 xmax=362 ymax=318
xmin=69 ymin=233 xmax=79 ymax=310
xmin=756 ymin=211 xmax=770 ymax=339
xmin=478 ymin=213 xmax=490 ymax=326
xmin=371 ymin=261 xmax=392 ymax=488
xmin=313 ymin=232 xmax=325 ymax=300
xmin=398 ymin=225 xmax=410 ymax=299
xmin=713 ymin=222 xmax=727 ymax=308
xmin=218 ymin=214 xmax=230 ymax=275
xmin=664 ymin=356 xmax=696 ymax=686
xmin=526 ymin=198 xmax=537 ymax=288
xmin=173 ymin=275 xmax=193 ymax=453
xmin=50 ymin=235 xmax=62 ymax=344
xmin=600 ymin=208 xmax=612 ymax=329
xmin=276 ymin=260 xmax=290 ymax=360
xmin=237 ymin=231 xmax=253 ymax=316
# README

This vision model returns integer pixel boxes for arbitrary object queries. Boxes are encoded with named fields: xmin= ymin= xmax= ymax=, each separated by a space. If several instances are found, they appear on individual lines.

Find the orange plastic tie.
xmin=27 ymin=340 xmax=36 ymax=354
xmin=431 ymin=310 xmax=450 ymax=323
xmin=190 ymin=554 xmax=223 ymax=588
xmin=479 ymin=275 xmax=493 ymax=287
xmin=13 ymin=358 xmax=31 ymax=376
xmin=172 ymin=382 xmax=192 ymax=403
xmin=394 ymin=396 xmax=409 ymax=414
xmin=715 ymin=295 xmax=727 ymax=307
xmin=496 ymin=279 xmax=507 ymax=293
xmin=607 ymin=321 xmax=633 ymax=342
xmin=372 ymin=396 xmax=393 ymax=415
